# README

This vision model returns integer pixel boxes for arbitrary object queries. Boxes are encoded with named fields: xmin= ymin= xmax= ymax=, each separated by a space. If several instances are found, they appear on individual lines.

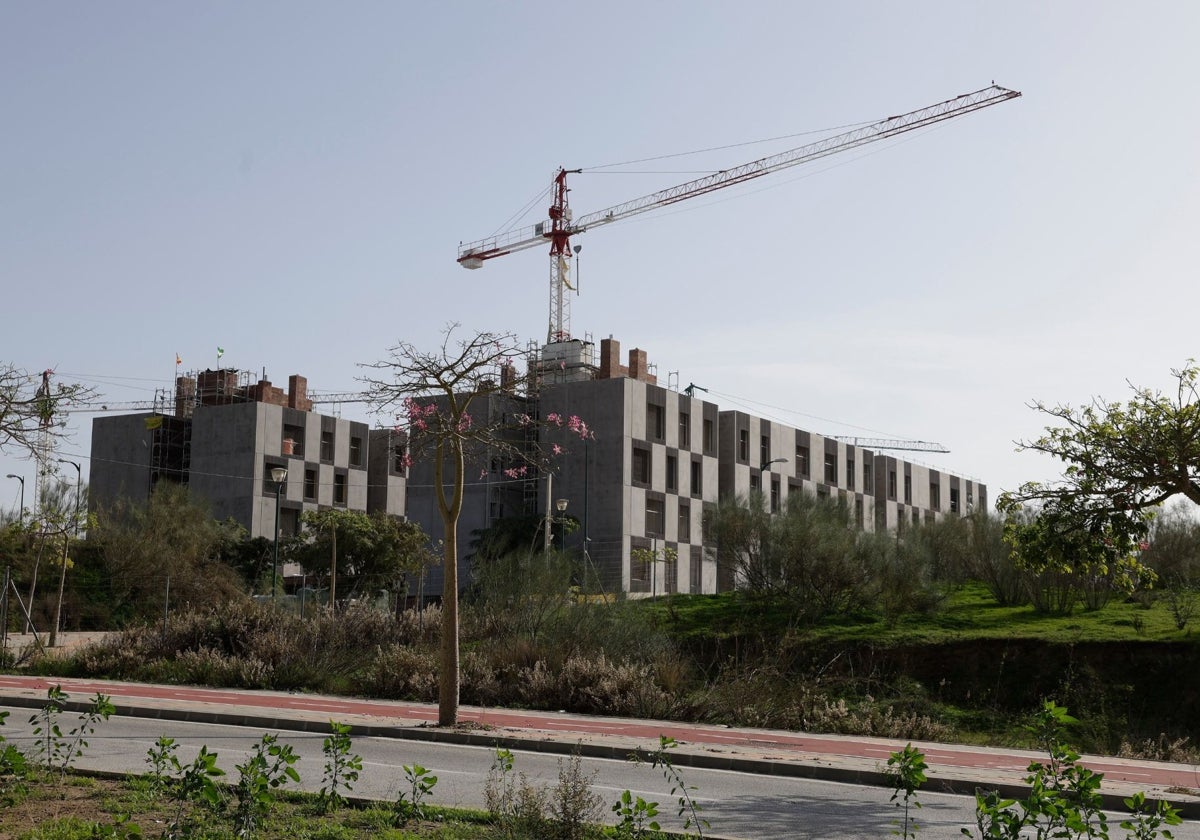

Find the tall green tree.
xmin=286 ymin=509 xmax=431 ymax=601
xmin=90 ymin=483 xmax=246 ymax=620
xmin=707 ymin=491 xmax=877 ymax=623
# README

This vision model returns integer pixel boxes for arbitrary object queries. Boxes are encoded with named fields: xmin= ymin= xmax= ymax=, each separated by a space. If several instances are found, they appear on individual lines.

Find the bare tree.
xmin=361 ymin=325 xmax=591 ymax=725
xmin=0 ymin=364 xmax=94 ymax=459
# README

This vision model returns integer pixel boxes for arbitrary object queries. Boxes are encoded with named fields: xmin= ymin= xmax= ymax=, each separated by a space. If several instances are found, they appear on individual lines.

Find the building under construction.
xmin=87 ymin=337 xmax=984 ymax=597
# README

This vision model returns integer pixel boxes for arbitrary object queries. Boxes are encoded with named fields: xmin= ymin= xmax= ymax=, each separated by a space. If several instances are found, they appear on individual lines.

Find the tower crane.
xmin=457 ymin=85 xmax=1021 ymax=344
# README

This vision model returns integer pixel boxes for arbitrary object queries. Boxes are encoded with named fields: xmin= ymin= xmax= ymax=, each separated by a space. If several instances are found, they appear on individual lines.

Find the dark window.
xmin=770 ymin=478 xmax=780 ymax=512
xmin=349 ymin=435 xmax=363 ymax=467
xmin=648 ymin=404 xmax=665 ymax=441
xmin=950 ymin=487 xmax=960 ymax=514
xmin=855 ymin=497 xmax=864 ymax=527
xmin=930 ymin=482 xmax=941 ymax=511
xmin=320 ymin=431 xmax=334 ymax=462
xmin=632 ymin=446 xmax=651 ymax=486
xmin=666 ymin=454 xmax=678 ymax=492
xmin=646 ymin=498 xmax=665 ymax=537
xmin=690 ymin=549 xmax=702 ymax=594
xmin=750 ymin=474 xmax=760 ymax=492
xmin=263 ymin=461 xmax=287 ymax=495
xmin=333 ymin=473 xmax=347 ymax=506
xmin=679 ymin=412 xmax=691 ymax=448
xmin=824 ymin=453 xmax=837 ymax=484
xmin=904 ymin=475 xmax=912 ymax=504
xmin=304 ymin=469 xmax=317 ymax=501
xmin=863 ymin=462 xmax=873 ymax=494
xmin=678 ymin=502 xmax=690 ymax=542
xmin=703 ymin=418 xmax=714 ymax=455
xmin=847 ymin=456 xmax=855 ymax=490
xmin=738 ymin=429 xmax=749 ymax=461
xmin=690 ymin=458 xmax=703 ymax=498
xmin=760 ymin=435 xmax=770 ymax=468
xmin=889 ymin=470 xmax=897 ymax=499
xmin=796 ymin=445 xmax=810 ymax=477
xmin=393 ymin=443 xmax=408 ymax=475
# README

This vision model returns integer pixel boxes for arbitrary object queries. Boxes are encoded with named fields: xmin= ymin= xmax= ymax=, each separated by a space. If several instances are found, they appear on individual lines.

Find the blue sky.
xmin=4 ymin=2 xmax=1200 ymax=510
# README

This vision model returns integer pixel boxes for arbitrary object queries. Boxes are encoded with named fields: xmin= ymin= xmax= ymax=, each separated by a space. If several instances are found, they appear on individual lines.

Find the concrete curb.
xmin=4 ymin=692 xmax=1197 ymax=819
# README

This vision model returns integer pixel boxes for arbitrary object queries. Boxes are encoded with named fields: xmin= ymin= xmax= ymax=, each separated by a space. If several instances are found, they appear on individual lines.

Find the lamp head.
xmin=556 ymin=498 xmax=569 ymax=512
xmin=271 ymin=466 xmax=288 ymax=484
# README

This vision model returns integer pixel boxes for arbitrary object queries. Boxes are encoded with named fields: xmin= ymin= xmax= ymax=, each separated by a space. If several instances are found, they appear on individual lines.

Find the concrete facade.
xmin=716 ymin=410 xmax=987 ymax=534
xmin=90 ymin=351 xmax=987 ymax=599
xmin=401 ymin=337 xmax=987 ymax=598
xmin=90 ymin=371 xmax=401 ymax=540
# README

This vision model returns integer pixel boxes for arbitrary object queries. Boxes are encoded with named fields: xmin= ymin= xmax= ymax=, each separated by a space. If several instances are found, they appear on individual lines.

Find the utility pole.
xmin=51 ymin=458 xmax=81 ymax=648
xmin=329 ymin=522 xmax=337 ymax=613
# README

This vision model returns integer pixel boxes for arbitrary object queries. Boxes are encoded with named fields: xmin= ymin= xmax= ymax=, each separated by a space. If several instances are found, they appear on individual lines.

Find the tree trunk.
xmin=49 ymin=532 xmax=68 ymax=648
xmin=438 ymin=439 xmax=465 ymax=727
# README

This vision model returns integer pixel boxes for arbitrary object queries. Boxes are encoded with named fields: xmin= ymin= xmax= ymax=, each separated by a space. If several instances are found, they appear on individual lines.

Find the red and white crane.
xmin=457 ymin=84 xmax=1021 ymax=343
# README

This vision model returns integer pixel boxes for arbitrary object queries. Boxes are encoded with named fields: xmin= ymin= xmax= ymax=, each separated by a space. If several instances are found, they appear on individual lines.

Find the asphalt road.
xmin=0 ymin=707 xmax=1010 ymax=839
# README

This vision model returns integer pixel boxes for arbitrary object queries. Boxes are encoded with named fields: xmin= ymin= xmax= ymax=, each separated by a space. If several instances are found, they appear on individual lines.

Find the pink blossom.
xmin=552 ymin=444 xmax=563 ymax=456
xmin=503 ymin=466 xmax=528 ymax=479
xmin=546 ymin=412 xmax=563 ymax=426
xmin=517 ymin=413 xmax=533 ymax=426
xmin=457 ymin=413 xmax=473 ymax=432
xmin=479 ymin=469 xmax=488 ymax=480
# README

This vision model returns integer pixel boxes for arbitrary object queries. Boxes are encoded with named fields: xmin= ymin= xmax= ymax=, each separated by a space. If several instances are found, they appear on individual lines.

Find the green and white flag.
xmin=217 ymin=346 xmax=225 ymax=360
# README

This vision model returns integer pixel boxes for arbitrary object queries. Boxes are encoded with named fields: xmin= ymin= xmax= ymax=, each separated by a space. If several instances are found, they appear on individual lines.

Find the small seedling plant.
xmin=887 ymin=742 xmax=927 ymax=839
xmin=28 ymin=685 xmax=115 ymax=779
xmin=318 ymin=720 xmax=362 ymax=814
xmin=168 ymin=745 xmax=225 ymax=840
xmin=145 ymin=735 xmax=180 ymax=792
xmin=612 ymin=788 xmax=661 ymax=838
xmin=233 ymin=733 xmax=301 ymax=839
xmin=394 ymin=762 xmax=438 ymax=824
xmin=0 ymin=710 xmax=29 ymax=797
xmin=650 ymin=735 xmax=708 ymax=838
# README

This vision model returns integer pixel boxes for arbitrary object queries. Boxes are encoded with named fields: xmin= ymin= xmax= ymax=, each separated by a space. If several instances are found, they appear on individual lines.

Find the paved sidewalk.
xmin=1 ymin=673 xmax=1197 ymax=816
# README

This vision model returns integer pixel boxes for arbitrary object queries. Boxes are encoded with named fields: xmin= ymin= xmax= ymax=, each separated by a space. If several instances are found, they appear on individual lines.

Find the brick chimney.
xmin=287 ymin=374 xmax=312 ymax=411
xmin=599 ymin=337 xmax=627 ymax=380
xmin=174 ymin=375 xmax=196 ymax=418
xmin=628 ymin=348 xmax=654 ymax=383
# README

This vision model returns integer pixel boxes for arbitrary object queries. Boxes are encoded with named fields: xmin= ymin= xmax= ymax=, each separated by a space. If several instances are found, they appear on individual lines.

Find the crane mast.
xmin=457 ymin=84 xmax=1021 ymax=343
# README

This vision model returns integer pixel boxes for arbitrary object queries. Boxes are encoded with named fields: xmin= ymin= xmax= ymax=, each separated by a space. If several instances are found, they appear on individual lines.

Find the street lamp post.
xmin=5 ymin=474 xmax=24 ymax=524
xmin=760 ymin=458 xmax=788 ymax=472
xmin=271 ymin=466 xmax=288 ymax=600
xmin=555 ymin=498 xmax=568 ymax=551
xmin=52 ymin=459 xmax=81 ymax=647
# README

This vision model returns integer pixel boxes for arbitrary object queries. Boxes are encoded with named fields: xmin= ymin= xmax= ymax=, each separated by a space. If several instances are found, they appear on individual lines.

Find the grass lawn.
xmin=647 ymin=582 xmax=1200 ymax=646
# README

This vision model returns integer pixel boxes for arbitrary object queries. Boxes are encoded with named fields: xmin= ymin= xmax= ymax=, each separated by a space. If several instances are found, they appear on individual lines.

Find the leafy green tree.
xmin=89 ymin=483 xmax=246 ymax=621
xmin=1002 ymin=362 xmax=1200 ymax=567
xmin=707 ymin=491 xmax=876 ymax=623
xmin=995 ymin=365 xmax=1200 ymax=609
xmin=286 ymin=509 xmax=431 ymax=602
